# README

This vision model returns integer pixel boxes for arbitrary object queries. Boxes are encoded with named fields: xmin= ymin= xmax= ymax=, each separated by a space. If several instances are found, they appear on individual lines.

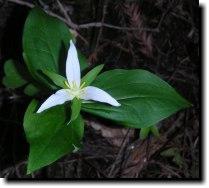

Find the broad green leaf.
xmin=82 ymin=69 xmax=191 ymax=128
xmin=70 ymin=98 xmax=82 ymax=124
xmin=42 ymin=70 xmax=67 ymax=89
xmin=23 ymin=7 xmax=72 ymax=80
xmin=2 ymin=59 xmax=28 ymax=89
xmin=150 ymin=125 xmax=159 ymax=137
xmin=23 ymin=51 xmax=29 ymax=66
xmin=140 ymin=127 xmax=150 ymax=140
xmin=81 ymin=64 xmax=104 ymax=86
xmin=23 ymin=52 xmax=51 ymax=96
xmin=24 ymin=100 xmax=84 ymax=174
xmin=23 ymin=7 xmax=87 ymax=88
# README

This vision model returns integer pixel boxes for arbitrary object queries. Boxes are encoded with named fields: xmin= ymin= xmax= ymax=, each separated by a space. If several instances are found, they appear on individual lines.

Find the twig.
xmin=185 ymin=129 xmax=197 ymax=178
xmin=38 ymin=0 xmax=49 ymax=10
xmin=84 ymin=160 xmax=107 ymax=178
xmin=145 ymin=135 xmax=151 ymax=163
xmin=167 ymin=57 xmax=190 ymax=83
xmin=0 ymin=160 xmax=27 ymax=177
xmin=78 ymin=22 xmax=159 ymax=32
xmin=95 ymin=1 xmax=108 ymax=50
xmin=156 ymin=0 xmax=176 ymax=31
xmin=103 ymin=39 xmax=129 ymax=53
xmin=55 ymin=0 xmax=78 ymax=29
xmin=7 ymin=0 xmax=34 ymax=8
xmin=107 ymin=129 xmax=131 ymax=177
xmin=55 ymin=0 xmax=88 ymax=44
xmin=59 ymin=154 xmax=116 ymax=165
xmin=150 ymin=113 xmax=185 ymax=159
xmin=7 ymin=0 xmax=71 ymax=27
xmin=150 ymin=160 xmax=182 ymax=178
xmin=7 ymin=0 xmax=158 ymax=33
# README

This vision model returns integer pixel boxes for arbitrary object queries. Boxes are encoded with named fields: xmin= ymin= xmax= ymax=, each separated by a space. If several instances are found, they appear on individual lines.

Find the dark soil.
xmin=0 ymin=0 xmax=200 ymax=179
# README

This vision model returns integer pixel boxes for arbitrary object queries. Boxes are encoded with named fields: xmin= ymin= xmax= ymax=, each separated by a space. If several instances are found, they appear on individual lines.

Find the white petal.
xmin=80 ymin=86 xmax=121 ymax=107
xmin=66 ymin=40 xmax=81 ymax=87
xmin=37 ymin=89 xmax=73 ymax=113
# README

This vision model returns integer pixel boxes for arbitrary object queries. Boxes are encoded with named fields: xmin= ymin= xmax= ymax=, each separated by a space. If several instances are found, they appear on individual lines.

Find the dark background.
xmin=0 ymin=0 xmax=200 ymax=179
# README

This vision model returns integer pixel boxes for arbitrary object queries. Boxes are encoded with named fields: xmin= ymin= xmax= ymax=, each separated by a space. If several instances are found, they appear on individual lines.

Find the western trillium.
xmin=37 ymin=40 xmax=120 ymax=113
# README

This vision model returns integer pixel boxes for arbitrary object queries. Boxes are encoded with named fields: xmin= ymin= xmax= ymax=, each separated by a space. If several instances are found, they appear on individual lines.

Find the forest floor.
xmin=0 ymin=0 xmax=200 ymax=179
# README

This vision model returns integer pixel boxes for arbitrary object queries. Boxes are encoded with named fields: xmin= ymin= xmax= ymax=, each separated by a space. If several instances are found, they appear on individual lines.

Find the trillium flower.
xmin=37 ymin=40 xmax=120 ymax=113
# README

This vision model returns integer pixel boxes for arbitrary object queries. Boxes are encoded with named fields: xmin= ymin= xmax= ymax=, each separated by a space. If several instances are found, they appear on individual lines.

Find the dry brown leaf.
xmin=86 ymin=120 xmax=134 ymax=147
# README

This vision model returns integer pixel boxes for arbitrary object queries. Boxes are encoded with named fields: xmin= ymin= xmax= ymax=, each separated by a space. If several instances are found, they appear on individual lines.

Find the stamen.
xmin=80 ymin=82 xmax=86 ymax=89
xmin=64 ymin=81 xmax=71 ymax=89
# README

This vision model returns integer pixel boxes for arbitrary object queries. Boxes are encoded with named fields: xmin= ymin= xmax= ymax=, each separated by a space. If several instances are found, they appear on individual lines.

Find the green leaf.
xmin=70 ymin=98 xmax=82 ymax=124
xmin=24 ymin=100 xmax=84 ymax=174
xmin=23 ymin=7 xmax=87 ymax=87
xmin=2 ymin=59 xmax=28 ymax=89
xmin=82 ymin=69 xmax=191 ymax=128
xmin=161 ymin=148 xmax=182 ymax=166
xmin=150 ymin=125 xmax=159 ymax=137
xmin=172 ymin=152 xmax=182 ymax=166
xmin=160 ymin=148 xmax=176 ymax=157
xmin=81 ymin=64 xmax=104 ymax=86
xmin=41 ymin=70 xmax=67 ymax=89
xmin=2 ymin=59 xmax=44 ymax=96
xmin=24 ymin=83 xmax=42 ymax=96
xmin=140 ymin=127 xmax=150 ymax=140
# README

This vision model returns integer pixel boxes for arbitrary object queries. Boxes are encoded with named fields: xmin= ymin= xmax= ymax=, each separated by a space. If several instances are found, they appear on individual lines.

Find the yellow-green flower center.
xmin=64 ymin=80 xmax=86 ymax=99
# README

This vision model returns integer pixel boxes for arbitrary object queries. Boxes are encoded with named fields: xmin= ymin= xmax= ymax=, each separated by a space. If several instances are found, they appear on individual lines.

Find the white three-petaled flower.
xmin=37 ymin=40 xmax=120 ymax=113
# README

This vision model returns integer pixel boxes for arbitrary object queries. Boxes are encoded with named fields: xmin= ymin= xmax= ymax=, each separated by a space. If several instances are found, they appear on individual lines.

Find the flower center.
xmin=64 ymin=80 xmax=86 ymax=99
